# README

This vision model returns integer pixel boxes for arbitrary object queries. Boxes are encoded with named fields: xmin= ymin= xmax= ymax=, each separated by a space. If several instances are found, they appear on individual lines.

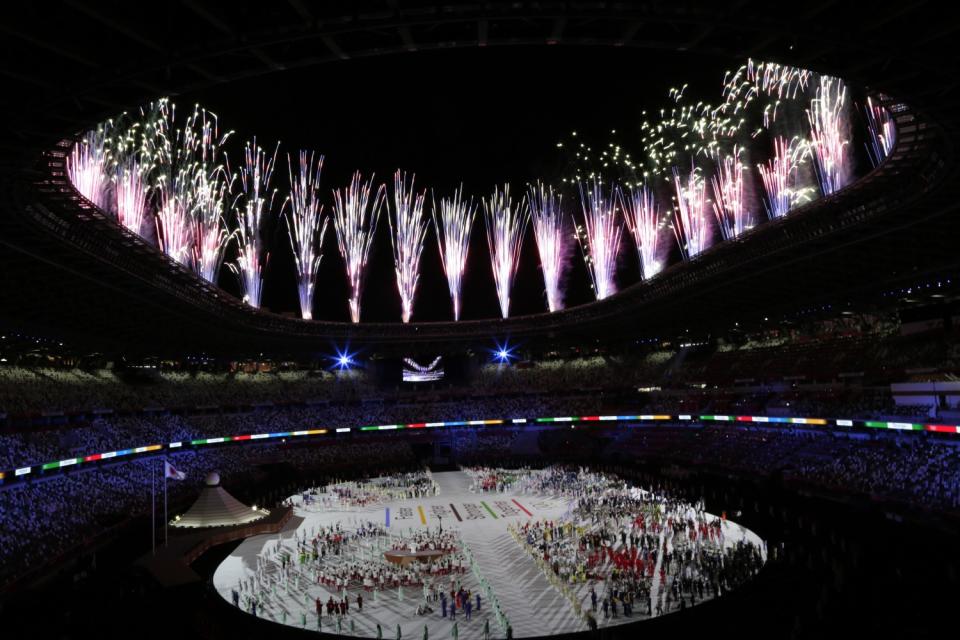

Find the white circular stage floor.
xmin=213 ymin=470 xmax=765 ymax=638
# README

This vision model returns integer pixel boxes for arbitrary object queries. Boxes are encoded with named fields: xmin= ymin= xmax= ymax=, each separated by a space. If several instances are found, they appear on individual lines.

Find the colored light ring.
xmin=2 ymin=414 xmax=957 ymax=484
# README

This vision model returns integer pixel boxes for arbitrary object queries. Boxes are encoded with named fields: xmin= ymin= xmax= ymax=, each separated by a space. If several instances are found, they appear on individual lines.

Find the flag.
xmin=164 ymin=460 xmax=186 ymax=481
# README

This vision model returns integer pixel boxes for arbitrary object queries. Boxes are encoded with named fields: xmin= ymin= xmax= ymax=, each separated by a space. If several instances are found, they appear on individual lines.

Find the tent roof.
xmin=172 ymin=484 xmax=266 ymax=529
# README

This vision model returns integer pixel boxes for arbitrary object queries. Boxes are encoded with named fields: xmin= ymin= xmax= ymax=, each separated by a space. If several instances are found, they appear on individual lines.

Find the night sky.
xmin=182 ymin=47 xmax=734 ymax=322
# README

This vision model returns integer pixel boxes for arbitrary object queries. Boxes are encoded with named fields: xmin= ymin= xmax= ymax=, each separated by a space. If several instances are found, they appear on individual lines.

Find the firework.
xmin=711 ymin=146 xmax=749 ymax=240
xmin=432 ymin=186 xmax=476 ymax=321
xmin=864 ymin=96 xmax=896 ymax=168
xmin=807 ymin=75 xmax=850 ymax=196
xmin=720 ymin=59 xmax=812 ymax=127
xmin=192 ymin=165 xmax=232 ymax=284
xmin=143 ymin=101 xmax=191 ymax=265
xmin=148 ymin=102 xmax=220 ymax=270
xmin=332 ymin=171 xmax=385 ymax=323
xmin=154 ymin=182 xmax=195 ymax=267
xmin=190 ymin=110 xmax=232 ymax=283
xmin=388 ymin=171 xmax=428 ymax=323
xmin=284 ymin=151 xmax=328 ymax=320
xmin=483 ymin=185 xmax=529 ymax=319
xmin=620 ymin=184 xmax=663 ymax=280
xmin=671 ymin=166 xmax=711 ymax=259
xmin=638 ymin=86 xmax=742 ymax=178
xmin=229 ymin=140 xmax=280 ymax=308
xmin=576 ymin=180 xmax=623 ymax=300
xmin=67 ymin=126 xmax=111 ymax=210
xmin=527 ymin=182 xmax=567 ymax=312
xmin=113 ymin=157 xmax=149 ymax=235
xmin=757 ymin=136 xmax=815 ymax=219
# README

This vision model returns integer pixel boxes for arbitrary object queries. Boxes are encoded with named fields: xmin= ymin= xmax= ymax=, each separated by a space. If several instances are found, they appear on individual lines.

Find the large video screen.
xmin=403 ymin=356 xmax=444 ymax=383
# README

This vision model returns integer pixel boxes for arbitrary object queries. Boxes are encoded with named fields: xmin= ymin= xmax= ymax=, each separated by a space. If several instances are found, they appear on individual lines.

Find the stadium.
xmin=0 ymin=2 xmax=958 ymax=639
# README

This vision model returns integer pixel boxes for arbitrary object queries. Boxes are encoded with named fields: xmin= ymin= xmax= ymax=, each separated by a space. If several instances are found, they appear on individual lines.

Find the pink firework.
xmin=711 ymin=146 xmax=750 ymax=240
xmin=113 ymin=158 xmax=149 ymax=235
xmin=388 ymin=171 xmax=429 ymax=324
xmin=193 ymin=164 xmax=233 ymax=285
xmin=67 ymin=128 xmax=111 ymax=210
xmin=332 ymin=171 xmax=385 ymax=323
xmin=864 ymin=96 xmax=896 ymax=168
xmin=432 ymin=186 xmax=476 ymax=321
xmin=807 ymin=75 xmax=850 ymax=196
xmin=229 ymin=140 xmax=280 ymax=308
xmin=671 ymin=166 xmax=711 ymax=259
xmin=620 ymin=184 xmax=663 ymax=280
xmin=285 ymin=151 xmax=328 ymax=320
xmin=576 ymin=180 xmax=623 ymax=300
xmin=483 ymin=184 xmax=530 ymax=318
xmin=527 ymin=182 xmax=568 ymax=312
xmin=758 ymin=136 xmax=814 ymax=219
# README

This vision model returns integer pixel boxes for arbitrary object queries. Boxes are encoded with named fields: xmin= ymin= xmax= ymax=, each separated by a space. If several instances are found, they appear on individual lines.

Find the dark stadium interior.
xmin=1 ymin=2 xmax=960 ymax=640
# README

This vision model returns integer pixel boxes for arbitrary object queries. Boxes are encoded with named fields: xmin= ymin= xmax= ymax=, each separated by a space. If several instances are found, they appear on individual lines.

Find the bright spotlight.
xmin=490 ymin=339 xmax=517 ymax=364
xmin=330 ymin=346 xmax=357 ymax=371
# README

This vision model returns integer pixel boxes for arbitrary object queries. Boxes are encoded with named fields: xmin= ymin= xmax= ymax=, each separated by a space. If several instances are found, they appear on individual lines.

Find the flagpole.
xmin=151 ymin=457 xmax=156 ymax=555
xmin=164 ymin=459 xmax=169 ymax=547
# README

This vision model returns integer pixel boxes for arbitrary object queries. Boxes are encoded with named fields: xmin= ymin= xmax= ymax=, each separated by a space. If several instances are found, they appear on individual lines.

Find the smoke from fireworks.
xmin=864 ymin=96 xmax=896 ymax=168
xmin=285 ymin=151 xmax=328 ymax=319
xmin=332 ymin=171 xmax=385 ymax=323
xmin=711 ymin=146 xmax=750 ymax=240
xmin=67 ymin=127 xmax=111 ymax=210
xmin=807 ymin=75 xmax=850 ymax=196
xmin=527 ymin=182 xmax=568 ymax=312
xmin=620 ymin=184 xmax=663 ymax=280
xmin=577 ymin=180 xmax=623 ymax=300
xmin=671 ymin=166 xmax=711 ymax=259
xmin=432 ymin=186 xmax=476 ymax=321
xmin=229 ymin=140 xmax=280 ymax=308
xmin=483 ymin=185 xmax=530 ymax=319
xmin=388 ymin=171 xmax=428 ymax=323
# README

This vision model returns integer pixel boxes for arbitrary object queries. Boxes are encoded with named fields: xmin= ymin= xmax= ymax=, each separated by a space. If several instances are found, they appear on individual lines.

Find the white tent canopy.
xmin=171 ymin=472 xmax=268 ymax=528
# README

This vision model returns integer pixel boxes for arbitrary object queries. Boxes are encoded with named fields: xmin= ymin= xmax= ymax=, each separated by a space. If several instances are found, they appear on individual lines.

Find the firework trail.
xmin=864 ymin=96 xmax=896 ymax=168
xmin=113 ymin=157 xmax=149 ymax=235
xmin=527 ymin=182 xmax=568 ymax=312
xmin=576 ymin=180 xmax=623 ymax=300
xmin=154 ymin=183 xmax=195 ymax=267
xmin=147 ymin=99 xmax=229 ymax=270
xmin=67 ymin=126 xmax=111 ymax=210
xmin=192 ymin=165 xmax=232 ymax=284
xmin=639 ymin=85 xmax=742 ymax=178
xmin=671 ymin=166 xmax=711 ymax=259
xmin=620 ymin=184 xmax=663 ymax=280
xmin=229 ymin=140 xmax=280 ymax=308
xmin=140 ymin=100 xmax=190 ymax=265
xmin=432 ymin=186 xmax=476 ymax=321
xmin=757 ymin=136 xmax=815 ymax=219
xmin=332 ymin=171 xmax=385 ymax=323
xmin=284 ymin=151 xmax=328 ymax=320
xmin=388 ymin=171 xmax=428 ymax=323
xmin=711 ymin=146 xmax=750 ymax=240
xmin=720 ymin=59 xmax=811 ymax=128
xmin=483 ymin=184 xmax=530 ymax=319
xmin=190 ymin=109 xmax=233 ymax=283
xmin=807 ymin=75 xmax=850 ymax=196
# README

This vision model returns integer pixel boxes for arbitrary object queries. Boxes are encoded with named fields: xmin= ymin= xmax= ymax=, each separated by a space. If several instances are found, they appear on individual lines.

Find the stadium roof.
xmin=0 ymin=1 xmax=958 ymax=356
